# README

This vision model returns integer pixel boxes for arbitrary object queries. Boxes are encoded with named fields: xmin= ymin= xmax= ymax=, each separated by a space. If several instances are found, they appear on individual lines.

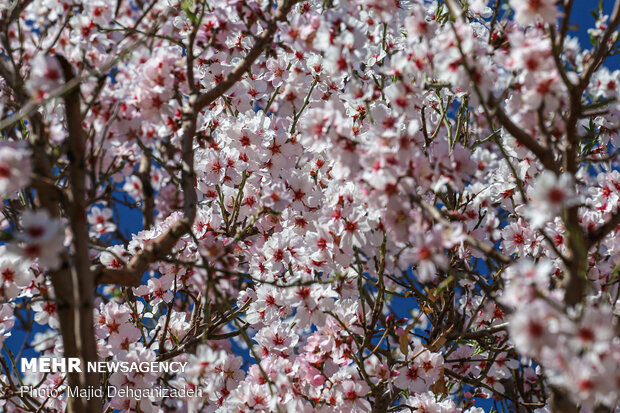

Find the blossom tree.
xmin=0 ymin=0 xmax=619 ymax=412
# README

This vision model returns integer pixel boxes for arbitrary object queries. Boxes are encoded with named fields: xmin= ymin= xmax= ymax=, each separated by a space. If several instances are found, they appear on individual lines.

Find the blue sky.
xmin=569 ymin=0 xmax=619 ymax=69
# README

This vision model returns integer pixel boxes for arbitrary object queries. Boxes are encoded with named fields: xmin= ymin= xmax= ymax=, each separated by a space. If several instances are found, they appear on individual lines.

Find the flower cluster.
xmin=0 ymin=0 xmax=619 ymax=412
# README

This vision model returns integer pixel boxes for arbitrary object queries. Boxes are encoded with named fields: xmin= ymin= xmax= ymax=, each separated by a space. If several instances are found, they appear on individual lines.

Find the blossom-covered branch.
xmin=0 ymin=0 xmax=619 ymax=412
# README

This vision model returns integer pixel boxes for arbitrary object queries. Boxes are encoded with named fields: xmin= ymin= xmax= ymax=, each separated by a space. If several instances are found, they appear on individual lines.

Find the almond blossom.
xmin=0 ymin=142 xmax=31 ymax=198
xmin=0 ymin=0 xmax=619 ymax=412
xmin=9 ymin=210 xmax=64 ymax=270
xmin=509 ymin=0 xmax=560 ymax=26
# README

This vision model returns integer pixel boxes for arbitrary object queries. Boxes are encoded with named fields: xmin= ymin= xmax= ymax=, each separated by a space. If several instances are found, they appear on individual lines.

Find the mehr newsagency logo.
xmin=18 ymin=357 xmax=203 ymax=400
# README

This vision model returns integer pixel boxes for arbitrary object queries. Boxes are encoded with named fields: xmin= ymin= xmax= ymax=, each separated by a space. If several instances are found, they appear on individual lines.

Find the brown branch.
xmin=413 ymin=195 xmax=512 ymax=265
xmin=550 ymin=385 xmax=580 ymax=413
xmin=0 ymin=44 xmax=91 ymax=412
xmin=194 ymin=0 xmax=299 ymax=112
xmin=587 ymin=208 xmax=620 ymax=247
xmin=552 ymin=3 xmax=617 ymax=308
xmin=447 ymin=322 xmax=508 ymax=340
xmin=56 ymin=54 xmax=102 ymax=412
xmin=156 ymin=324 xmax=249 ymax=362
xmin=488 ymin=96 xmax=559 ymax=173
xmin=0 ymin=59 xmax=28 ymax=104
xmin=138 ymin=154 xmax=154 ymax=229
xmin=487 ymin=0 xmax=501 ymax=45
xmin=1 ymin=0 xmax=34 ymax=24
xmin=558 ymin=0 xmax=620 ymax=308
xmin=13 ymin=67 xmax=85 ymax=413
xmin=558 ymin=0 xmax=574 ymax=47
xmin=94 ymin=216 xmax=192 ymax=286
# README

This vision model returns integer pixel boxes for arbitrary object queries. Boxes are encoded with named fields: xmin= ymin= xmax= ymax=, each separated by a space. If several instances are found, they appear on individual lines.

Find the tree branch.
xmin=587 ymin=208 xmax=620 ymax=247
xmin=56 ymin=54 xmax=102 ymax=412
xmin=488 ymin=96 xmax=559 ymax=173
xmin=138 ymin=154 xmax=154 ymax=229
xmin=558 ymin=0 xmax=574 ymax=47
xmin=413 ymin=195 xmax=512 ymax=265
xmin=194 ymin=0 xmax=299 ymax=112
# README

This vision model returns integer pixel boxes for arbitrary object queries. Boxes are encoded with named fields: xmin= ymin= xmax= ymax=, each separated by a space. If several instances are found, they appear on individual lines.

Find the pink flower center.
xmin=512 ymin=233 xmax=524 ymax=245
xmin=0 ymin=165 xmax=10 ymax=178
xmin=528 ymin=0 xmax=543 ymax=11
xmin=547 ymin=188 xmax=565 ymax=203
xmin=1 ymin=268 xmax=15 ymax=282
xmin=28 ymin=226 xmax=45 ymax=238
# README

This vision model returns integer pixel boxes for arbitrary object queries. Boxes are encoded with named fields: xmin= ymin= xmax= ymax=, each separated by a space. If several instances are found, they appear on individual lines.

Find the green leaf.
xmin=170 ymin=330 xmax=180 ymax=346
xmin=181 ymin=0 xmax=197 ymax=24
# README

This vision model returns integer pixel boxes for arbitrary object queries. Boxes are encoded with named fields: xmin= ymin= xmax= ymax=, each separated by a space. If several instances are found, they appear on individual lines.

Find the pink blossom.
xmin=0 ymin=142 xmax=31 ymax=198
xmin=10 ymin=210 xmax=64 ymax=270
xmin=0 ymin=304 xmax=14 ymax=346
xmin=509 ymin=0 xmax=560 ymax=26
